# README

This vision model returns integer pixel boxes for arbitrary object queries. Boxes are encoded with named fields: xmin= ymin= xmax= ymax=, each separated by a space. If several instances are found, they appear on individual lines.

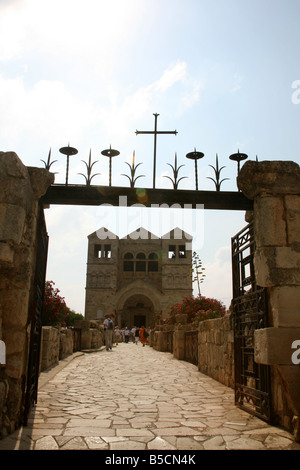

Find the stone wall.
xmin=198 ymin=315 xmax=234 ymax=389
xmin=39 ymin=323 xmax=104 ymax=373
xmin=40 ymin=327 xmax=60 ymax=372
xmin=238 ymin=160 xmax=300 ymax=441
xmin=152 ymin=314 xmax=235 ymax=389
xmin=0 ymin=152 xmax=53 ymax=439
xmin=39 ymin=327 xmax=75 ymax=372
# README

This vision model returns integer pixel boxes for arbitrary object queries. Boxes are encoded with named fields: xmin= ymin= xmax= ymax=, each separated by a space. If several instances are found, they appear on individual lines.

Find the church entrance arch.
xmin=115 ymin=281 xmax=162 ymax=329
xmin=119 ymin=294 xmax=154 ymax=328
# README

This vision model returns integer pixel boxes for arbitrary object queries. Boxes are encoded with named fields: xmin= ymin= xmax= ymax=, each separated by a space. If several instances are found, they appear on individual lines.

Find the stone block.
xmin=3 ymin=329 xmax=26 ymax=355
xmin=74 ymin=320 xmax=91 ymax=330
xmin=4 ymin=353 xmax=25 ymax=379
xmin=274 ymin=247 xmax=300 ymax=269
xmin=285 ymin=195 xmax=300 ymax=245
xmin=254 ymin=195 xmax=286 ymax=247
xmin=0 ymin=204 xmax=26 ymax=244
xmin=81 ymin=330 xmax=92 ymax=349
xmin=238 ymin=160 xmax=300 ymax=198
xmin=0 ymin=242 xmax=14 ymax=264
xmin=254 ymin=247 xmax=300 ymax=286
xmin=270 ymin=286 xmax=300 ymax=327
xmin=173 ymin=330 xmax=185 ymax=359
xmin=254 ymin=327 xmax=300 ymax=365
xmin=1 ymin=289 xmax=30 ymax=329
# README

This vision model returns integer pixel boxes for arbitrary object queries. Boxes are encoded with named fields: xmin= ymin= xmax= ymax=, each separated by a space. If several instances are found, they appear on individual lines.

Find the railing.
xmin=184 ymin=330 xmax=198 ymax=365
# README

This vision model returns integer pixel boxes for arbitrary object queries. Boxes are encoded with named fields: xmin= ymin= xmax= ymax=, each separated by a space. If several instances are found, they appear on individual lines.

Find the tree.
xmin=64 ymin=309 xmax=84 ymax=327
xmin=190 ymin=251 xmax=206 ymax=296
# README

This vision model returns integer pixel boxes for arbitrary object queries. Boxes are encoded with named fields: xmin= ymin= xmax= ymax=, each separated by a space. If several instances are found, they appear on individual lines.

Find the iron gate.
xmin=231 ymin=222 xmax=271 ymax=422
xmin=23 ymin=203 xmax=49 ymax=425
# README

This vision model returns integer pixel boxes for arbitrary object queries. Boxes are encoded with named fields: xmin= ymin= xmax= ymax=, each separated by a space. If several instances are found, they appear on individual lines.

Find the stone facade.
xmin=238 ymin=160 xmax=300 ymax=441
xmin=0 ymin=151 xmax=53 ymax=438
xmin=84 ymin=227 xmax=193 ymax=327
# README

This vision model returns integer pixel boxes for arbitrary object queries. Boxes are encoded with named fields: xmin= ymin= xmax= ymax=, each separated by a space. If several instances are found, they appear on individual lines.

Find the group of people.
xmin=103 ymin=313 xmax=151 ymax=351
xmin=114 ymin=326 xmax=151 ymax=346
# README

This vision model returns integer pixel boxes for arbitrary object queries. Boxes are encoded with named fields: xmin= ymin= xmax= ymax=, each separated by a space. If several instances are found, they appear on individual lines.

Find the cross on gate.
xmin=136 ymin=113 xmax=177 ymax=188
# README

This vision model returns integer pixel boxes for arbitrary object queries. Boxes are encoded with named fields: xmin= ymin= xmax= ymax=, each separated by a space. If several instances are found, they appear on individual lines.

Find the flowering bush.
xmin=166 ymin=295 xmax=226 ymax=327
xmin=42 ymin=280 xmax=69 ymax=327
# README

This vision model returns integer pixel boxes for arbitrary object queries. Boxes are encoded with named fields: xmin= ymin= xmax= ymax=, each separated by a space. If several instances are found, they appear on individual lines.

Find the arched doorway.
xmin=120 ymin=294 xmax=154 ymax=328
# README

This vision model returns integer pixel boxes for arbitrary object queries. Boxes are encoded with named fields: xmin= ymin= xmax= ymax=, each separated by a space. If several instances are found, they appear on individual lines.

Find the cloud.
xmin=231 ymin=74 xmax=244 ymax=92
xmin=0 ymin=74 xmax=96 ymax=149
xmin=0 ymin=0 xmax=144 ymax=67
xmin=99 ymin=61 xmax=203 ymax=137
xmin=155 ymin=62 xmax=187 ymax=92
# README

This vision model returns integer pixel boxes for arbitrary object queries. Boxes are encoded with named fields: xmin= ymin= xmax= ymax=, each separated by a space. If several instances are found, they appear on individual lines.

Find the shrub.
xmin=42 ymin=280 xmax=70 ymax=327
xmin=64 ymin=310 xmax=84 ymax=327
xmin=166 ymin=295 xmax=226 ymax=327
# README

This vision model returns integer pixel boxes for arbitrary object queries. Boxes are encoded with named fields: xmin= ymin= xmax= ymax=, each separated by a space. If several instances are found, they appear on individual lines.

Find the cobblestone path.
xmin=0 ymin=343 xmax=299 ymax=451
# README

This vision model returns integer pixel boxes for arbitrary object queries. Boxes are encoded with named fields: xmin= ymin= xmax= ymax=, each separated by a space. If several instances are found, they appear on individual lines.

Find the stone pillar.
xmin=74 ymin=320 xmax=92 ymax=349
xmin=0 ymin=151 xmax=54 ymax=438
xmin=173 ymin=328 xmax=186 ymax=360
xmin=238 ymin=160 xmax=300 ymax=441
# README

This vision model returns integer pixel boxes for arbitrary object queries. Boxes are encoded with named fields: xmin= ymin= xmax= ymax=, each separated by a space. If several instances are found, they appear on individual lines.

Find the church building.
xmin=84 ymin=227 xmax=193 ymax=327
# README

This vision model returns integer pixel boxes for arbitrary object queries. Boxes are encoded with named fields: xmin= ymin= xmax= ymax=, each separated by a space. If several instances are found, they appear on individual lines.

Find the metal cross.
xmin=136 ymin=113 xmax=177 ymax=188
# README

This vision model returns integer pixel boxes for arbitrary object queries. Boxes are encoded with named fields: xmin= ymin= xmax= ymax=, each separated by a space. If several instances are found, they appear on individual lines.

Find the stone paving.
xmin=0 ymin=343 xmax=299 ymax=451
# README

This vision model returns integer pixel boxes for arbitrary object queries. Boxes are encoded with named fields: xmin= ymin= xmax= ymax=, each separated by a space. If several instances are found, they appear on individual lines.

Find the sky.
xmin=1 ymin=0 xmax=299 ymax=314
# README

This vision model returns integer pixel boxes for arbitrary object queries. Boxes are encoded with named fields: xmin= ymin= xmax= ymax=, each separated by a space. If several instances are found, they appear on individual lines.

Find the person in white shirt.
xmin=131 ymin=327 xmax=136 ymax=342
xmin=114 ymin=326 xmax=121 ymax=345
xmin=124 ymin=327 xmax=130 ymax=343
xmin=103 ymin=313 xmax=113 ymax=350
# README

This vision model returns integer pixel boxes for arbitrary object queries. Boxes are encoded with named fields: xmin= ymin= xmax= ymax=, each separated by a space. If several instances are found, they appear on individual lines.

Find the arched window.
xmin=148 ymin=252 xmax=158 ymax=272
xmin=123 ymin=252 xmax=134 ymax=272
xmin=136 ymin=252 xmax=146 ymax=272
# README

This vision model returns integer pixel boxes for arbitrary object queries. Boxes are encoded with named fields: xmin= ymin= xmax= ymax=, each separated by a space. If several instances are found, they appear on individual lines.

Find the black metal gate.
xmin=23 ymin=203 xmax=49 ymax=425
xmin=231 ymin=222 xmax=271 ymax=422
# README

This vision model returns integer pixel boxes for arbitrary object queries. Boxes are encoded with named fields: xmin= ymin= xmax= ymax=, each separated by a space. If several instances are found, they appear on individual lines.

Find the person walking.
xmin=134 ymin=327 xmax=140 ymax=345
xmin=131 ymin=326 xmax=136 ymax=343
xmin=103 ymin=313 xmax=114 ymax=351
xmin=124 ymin=327 xmax=130 ymax=343
xmin=114 ymin=326 xmax=121 ymax=346
xmin=139 ymin=326 xmax=148 ymax=347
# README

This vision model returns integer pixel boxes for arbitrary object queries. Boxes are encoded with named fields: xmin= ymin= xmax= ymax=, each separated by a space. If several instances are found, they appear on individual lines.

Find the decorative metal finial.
xmin=78 ymin=149 xmax=100 ymax=185
xmin=207 ymin=154 xmax=229 ymax=191
xmin=122 ymin=151 xmax=145 ymax=188
xmin=186 ymin=148 xmax=204 ymax=190
xmin=101 ymin=145 xmax=120 ymax=186
xmin=229 ymin=149 xmax=248 ymax=175
xmin=59 ymin=143 xmax=78 ymax=185
xmin=136 ymin=113 xmax=177 ymax=189
xmin=41 ymin=148 xmax=58 ymax=172
xmin=164 ymin=152 xmax=187 ymax=190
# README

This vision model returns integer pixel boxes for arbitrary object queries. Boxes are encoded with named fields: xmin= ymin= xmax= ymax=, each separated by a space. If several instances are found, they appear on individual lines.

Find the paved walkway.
xmin=0 ymin=343 xmax=299 ymax=451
